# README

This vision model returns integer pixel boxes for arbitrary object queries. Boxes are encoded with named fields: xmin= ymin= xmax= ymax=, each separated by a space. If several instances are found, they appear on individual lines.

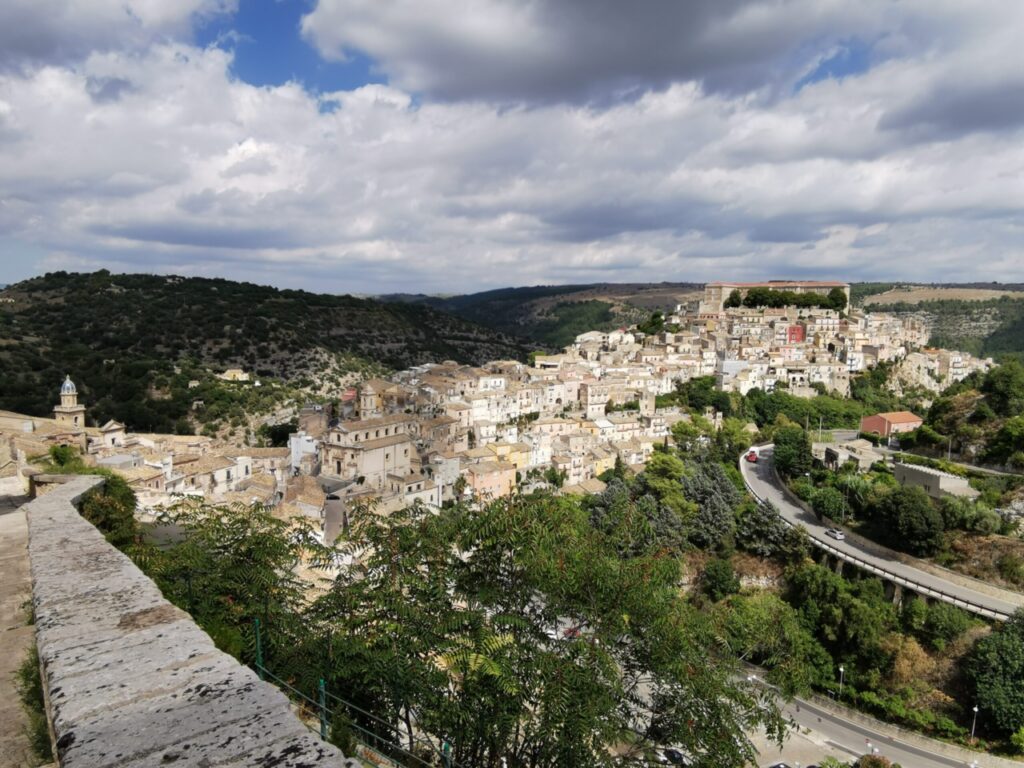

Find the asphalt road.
xmin=740 ymin=446 xmax=1024 ymax=621
xmin=778 ymin=693 xmax=988 ymax=768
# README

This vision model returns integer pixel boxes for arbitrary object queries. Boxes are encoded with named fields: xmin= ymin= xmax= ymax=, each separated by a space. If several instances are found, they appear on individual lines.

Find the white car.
xmin=824 ymin=528 xmax=845 ymax=541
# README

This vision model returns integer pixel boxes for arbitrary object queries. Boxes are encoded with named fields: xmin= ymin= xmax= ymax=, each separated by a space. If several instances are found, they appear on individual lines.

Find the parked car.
xmin=745 ymin=450 xmax=759 ymax=463
xmin=825 ymin=528 xmax=846 ymax=541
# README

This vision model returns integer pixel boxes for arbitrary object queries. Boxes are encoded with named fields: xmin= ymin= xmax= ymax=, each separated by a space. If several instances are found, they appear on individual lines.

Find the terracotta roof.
xmin=875 ymin=411 xmax=923 ymax=423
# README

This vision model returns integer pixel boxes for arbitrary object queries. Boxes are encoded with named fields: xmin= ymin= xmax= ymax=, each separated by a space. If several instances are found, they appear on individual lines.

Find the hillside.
xmin=382 ymin=282 xmax=703 ymax=348
xmin=860 ymin=290 xmax=1024 ymax=362
xmin=0 ymin=271 xmax=529 ymax=431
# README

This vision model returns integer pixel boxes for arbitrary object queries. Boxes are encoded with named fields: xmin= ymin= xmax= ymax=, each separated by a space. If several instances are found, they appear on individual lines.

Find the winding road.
xmin=771 ymin=691 xmax=1000 ymax=768
xmin=739 ymin=445 xmax=1024 ymax=622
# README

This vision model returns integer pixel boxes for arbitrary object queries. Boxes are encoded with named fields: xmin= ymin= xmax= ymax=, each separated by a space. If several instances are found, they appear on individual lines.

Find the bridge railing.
xmin=740 ymin=446 xmax=1011 ymax=623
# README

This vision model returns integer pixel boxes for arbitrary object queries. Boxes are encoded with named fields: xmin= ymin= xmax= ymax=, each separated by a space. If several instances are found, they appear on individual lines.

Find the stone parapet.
xmin=25 ymin=475 xmax=355 ymax=767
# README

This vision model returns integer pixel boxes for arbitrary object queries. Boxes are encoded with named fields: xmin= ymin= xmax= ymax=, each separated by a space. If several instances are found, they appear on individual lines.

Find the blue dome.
xmin=60 ymin=375 xmax=77 ymax=396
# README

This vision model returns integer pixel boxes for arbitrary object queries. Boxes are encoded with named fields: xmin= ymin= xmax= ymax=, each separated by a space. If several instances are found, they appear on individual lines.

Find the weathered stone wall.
xmin=26 ymin=476 xmax=356 ymax=768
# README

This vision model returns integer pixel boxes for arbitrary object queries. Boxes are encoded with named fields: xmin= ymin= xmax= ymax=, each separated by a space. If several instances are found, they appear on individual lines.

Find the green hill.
xmin=382 ymin=282 xmax=703 ymax=348
xmin=0 ymin=271 xmax=529 ymax=432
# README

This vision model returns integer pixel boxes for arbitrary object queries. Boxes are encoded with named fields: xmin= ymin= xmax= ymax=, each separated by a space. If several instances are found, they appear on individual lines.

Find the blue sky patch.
xmin=795 ymin=39 xmax=872 ymax=91
xmin=195 ymin=0 xmax=383 ymax=93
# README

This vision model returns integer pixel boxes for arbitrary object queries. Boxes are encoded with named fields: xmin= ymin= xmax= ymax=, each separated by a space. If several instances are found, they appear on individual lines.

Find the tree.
xmin=716 ymin=592 xmax=831 ymax=695
xmin=921 ymin=602 xmax=973 ymax=652
xmin=679 ymin=459 xmax=741 ymax=550
xmin=986 ymin=415 xmax=1024 ymax=465
xmin=701 ymin=557 xmax=740 ymax=602
xmin=308 ymin=493 xmax=785 ymax=767
xmin=735 ymin=500 xmax=805 ymax=561
xmin=543 ymin=466 xmax=566 ymax=488
xmin=876 ymin=486 xmax=945 ymax=556
xmin=812 ymin=486 xmax=845 ymax=522
xmin=966 ymin=609 xmax=1024 ymax=738
xmin=980 ymin=359 xmax=1024 ymax=417
xmin=724 ymin=289 xmax=743 ymax=309
xmin=637 ymin=311 xmax=666 ymax=336
xmin=773 ymin=425 xmax=812 ymax=479
xmin=827 ymin=287 xmax=849 ymax=312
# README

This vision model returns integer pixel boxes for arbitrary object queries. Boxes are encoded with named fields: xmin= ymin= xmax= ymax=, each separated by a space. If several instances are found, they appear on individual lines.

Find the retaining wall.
xmin=25 ymin=475 xmax=356 ymax=768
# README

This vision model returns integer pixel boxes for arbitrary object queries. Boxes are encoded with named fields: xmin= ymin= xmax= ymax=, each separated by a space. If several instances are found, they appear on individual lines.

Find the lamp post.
xmin=971 ymin=705 xmax=979 ymax=742
xmin=838 ymin=665 xmax=845 ymax=701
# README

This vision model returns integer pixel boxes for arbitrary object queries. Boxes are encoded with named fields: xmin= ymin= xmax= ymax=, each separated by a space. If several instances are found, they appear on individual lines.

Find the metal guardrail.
xmin=740 ymin=447 xmax=1011 ymax=623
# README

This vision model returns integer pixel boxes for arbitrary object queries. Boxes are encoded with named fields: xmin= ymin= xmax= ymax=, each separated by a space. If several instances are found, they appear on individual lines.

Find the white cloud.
xmin=1 ymin=2 xmax=1024 ymax=293
xmin=0 ymin=0 xmax=234 ymax=70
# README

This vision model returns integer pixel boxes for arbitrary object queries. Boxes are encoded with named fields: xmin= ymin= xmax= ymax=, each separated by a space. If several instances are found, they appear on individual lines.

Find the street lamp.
xmin=971 ymin=705 xmax=979 ymax=742
xmin=838 ymin=665 xmax=845 ymax=701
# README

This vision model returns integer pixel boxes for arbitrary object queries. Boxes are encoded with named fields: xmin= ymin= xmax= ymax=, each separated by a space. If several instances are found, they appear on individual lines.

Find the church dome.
xmin=61 ymin=375 xmax=77 ymax=396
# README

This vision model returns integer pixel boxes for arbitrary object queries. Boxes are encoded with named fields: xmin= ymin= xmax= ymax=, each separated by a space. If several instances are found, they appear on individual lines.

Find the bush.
xmin=921 ymin=602 xmax=973 ymax=652
xmin=700 ymin=558 xmax=740 ymax=602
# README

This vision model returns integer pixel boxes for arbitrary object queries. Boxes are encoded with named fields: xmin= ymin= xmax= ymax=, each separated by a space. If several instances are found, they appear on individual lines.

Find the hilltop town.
xmin=1 ymin=280 xmax=994 ymax=531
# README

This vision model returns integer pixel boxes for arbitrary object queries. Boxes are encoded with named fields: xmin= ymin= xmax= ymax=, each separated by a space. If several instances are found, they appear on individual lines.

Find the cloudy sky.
xmin=1 ymin=0 xmax=1022 ymax=294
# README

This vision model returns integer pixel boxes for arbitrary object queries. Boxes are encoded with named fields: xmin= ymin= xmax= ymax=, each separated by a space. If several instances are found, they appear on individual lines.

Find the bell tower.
xmin=53 ymin=375 xmax=86 ymax=429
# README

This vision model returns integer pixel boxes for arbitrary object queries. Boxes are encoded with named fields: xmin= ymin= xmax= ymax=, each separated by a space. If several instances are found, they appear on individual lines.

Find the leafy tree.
xmin=543 ymin=465 xmax=566 ymax=488
xmin=724 ymin=289 xmax=743 ymax=309
xmin=786 ymin=564 xmax=897 ymax=661
xmin=980 ymin=358 xmax=1024 ymax=416
xmin=876 ymin=486 xmax=945 ymax=556
xmin=715 ymin=592 xmax=832 ymax=695
xmin=147 ymin=501 xmax=323 ymax=662
xmin=921 ymin=602 xmax=973 ymax=652
xmin=307 ymin=493 xmax=785 ymax=767
xmin=734 ymin=500 xmax=779 ymax=558
xmin=812 ymin=486 xmax=845 ymax=522
xmin=827 ymin=287 xmax=849 ymax=312
xmin=671 ymin=414 xmax=712 ymax=452
xmin=637 ymin=311 xmax=666 ymax=336
xmin=641 ymin=452 xmax=697 ymax=525
xmin=986 ymin=415 xmax=1024 ymax=465
xmin=700 ymin=557 xmax=740 ymax=602
xmin=966 ymin=609 xmax=1024 ymax=737
xmin=773 ymin=425 xmax=813 ymax=479
xmin=679 ymin=459 xmax=741 ymax=550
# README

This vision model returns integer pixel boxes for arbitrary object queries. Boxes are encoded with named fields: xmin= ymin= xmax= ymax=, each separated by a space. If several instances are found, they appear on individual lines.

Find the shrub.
xmin=700 ymin=558 xmax=740 ymax=602
xmin=15 ymin=646 xmax=53 ymax=763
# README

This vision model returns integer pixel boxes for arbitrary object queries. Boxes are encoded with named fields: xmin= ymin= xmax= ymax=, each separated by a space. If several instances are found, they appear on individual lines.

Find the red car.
xmin=745 ymin=451 xmax=758 ymax=463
